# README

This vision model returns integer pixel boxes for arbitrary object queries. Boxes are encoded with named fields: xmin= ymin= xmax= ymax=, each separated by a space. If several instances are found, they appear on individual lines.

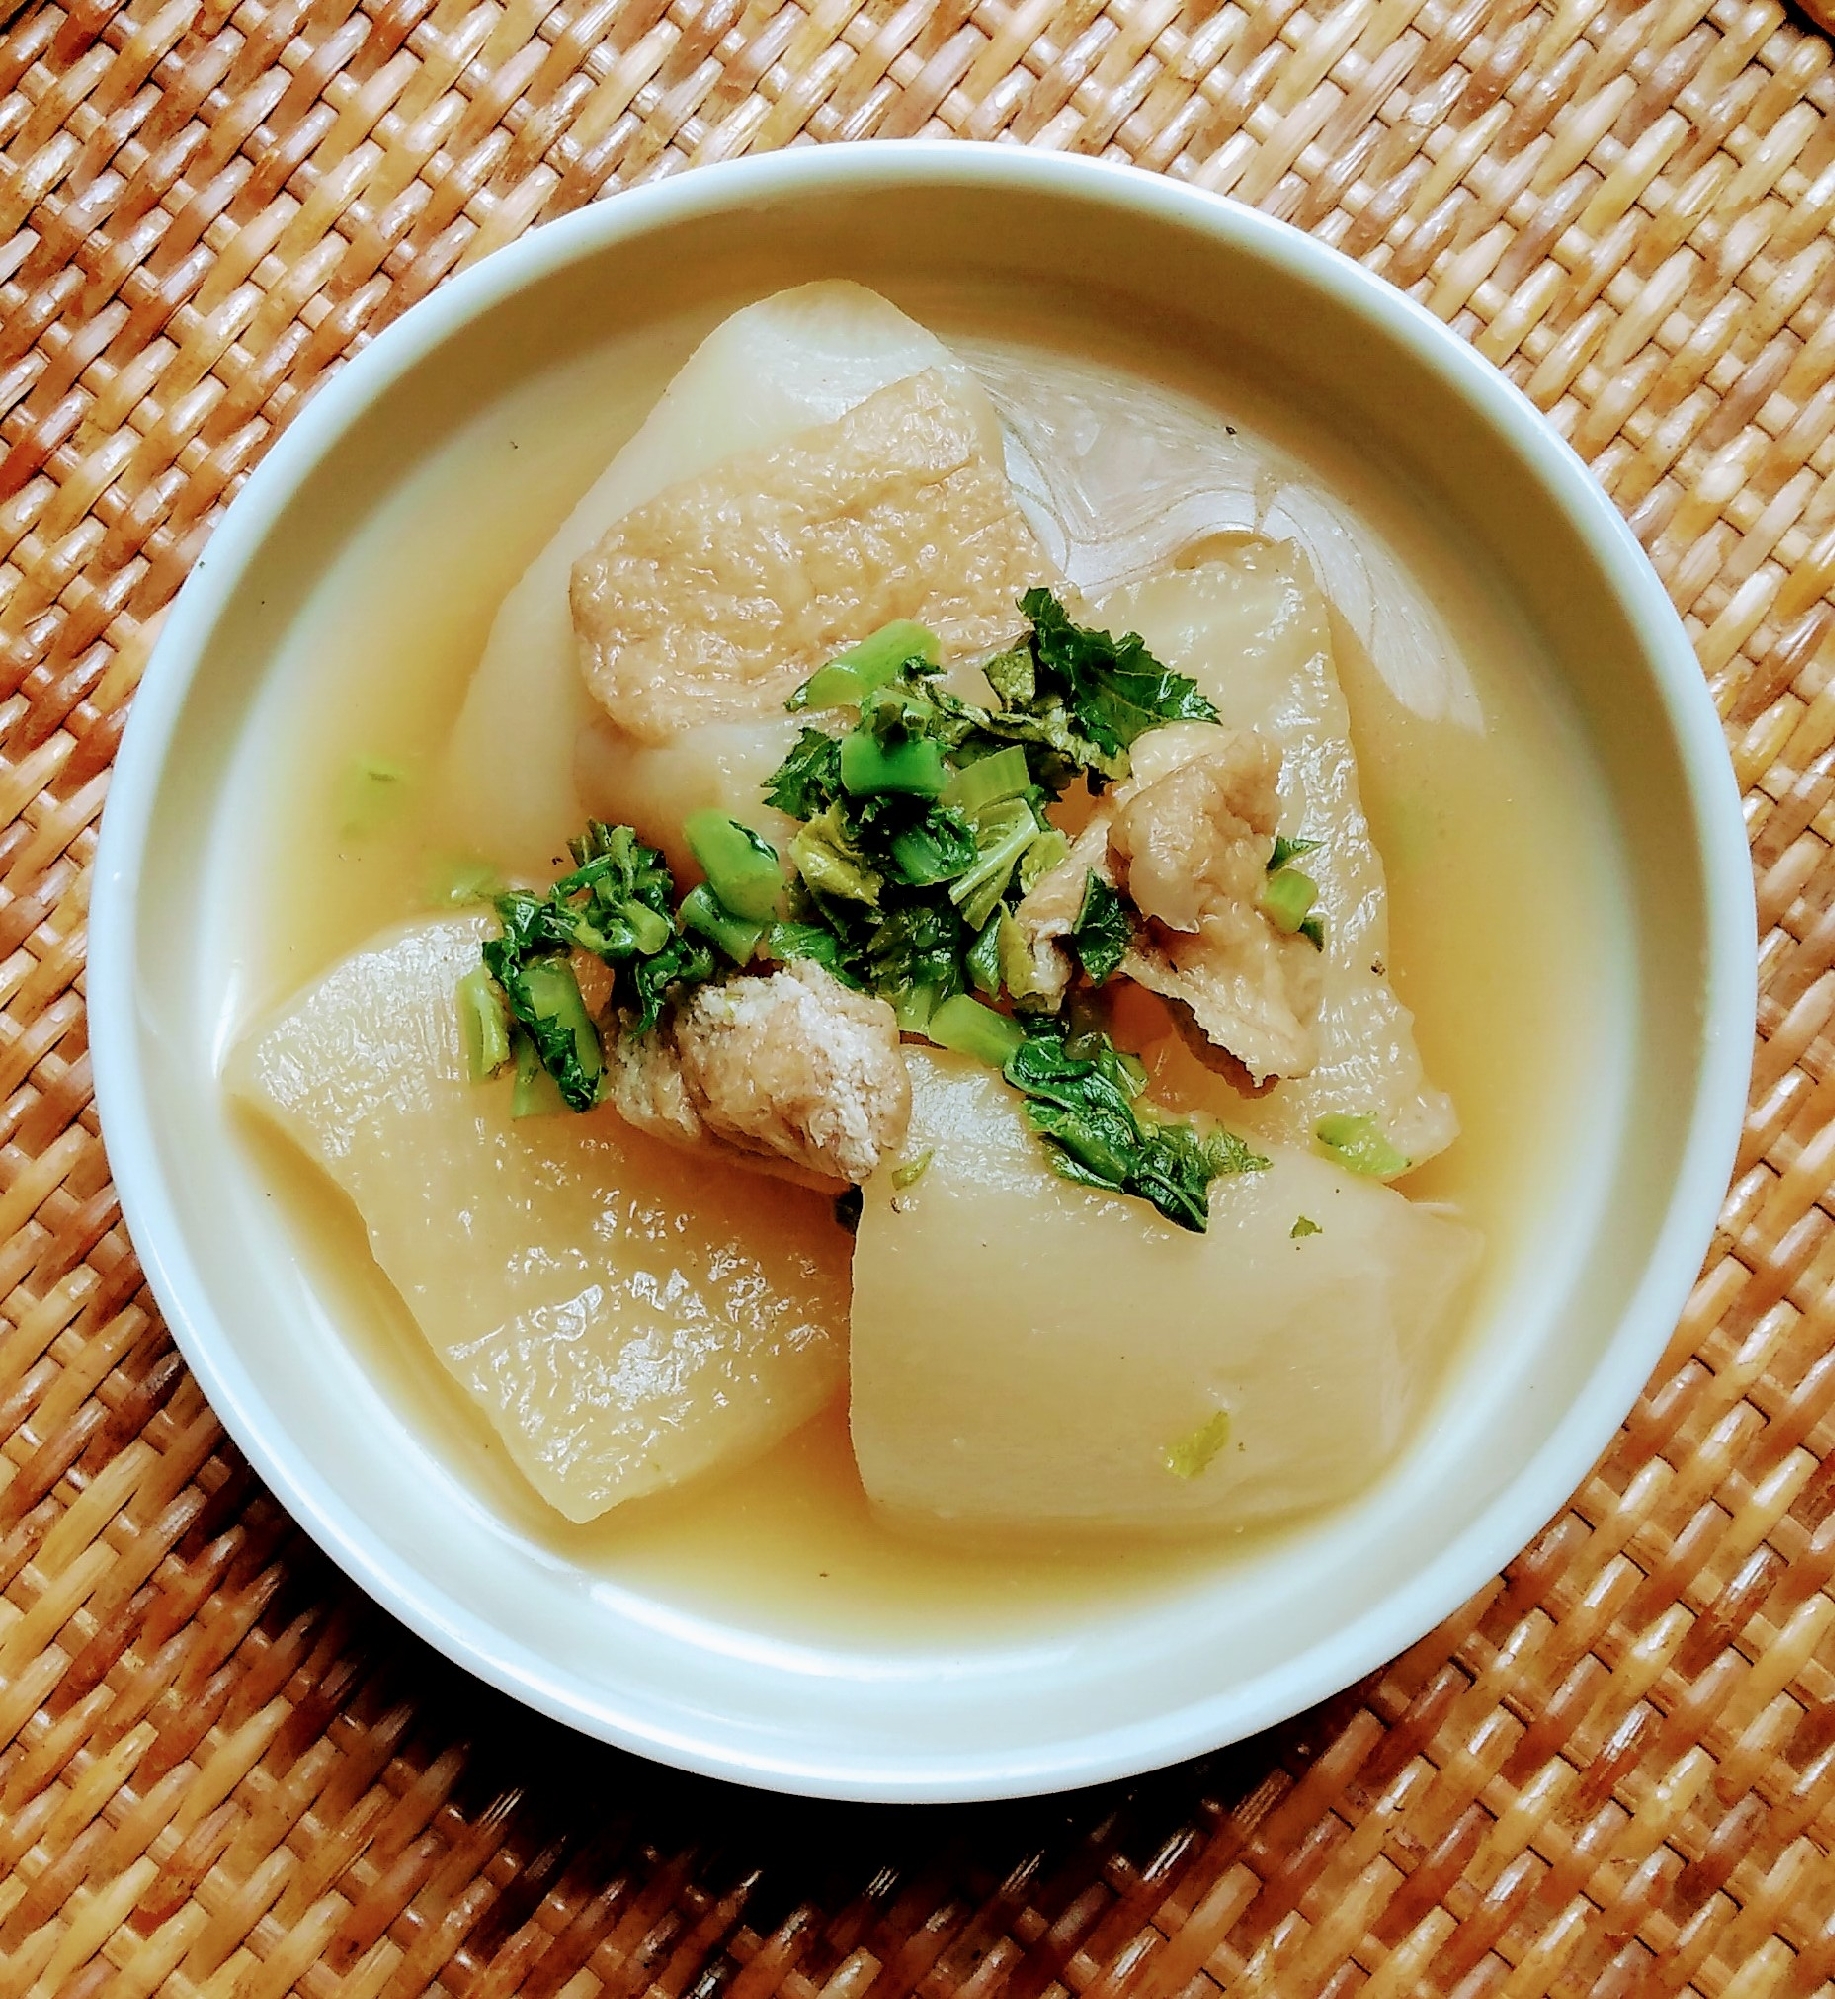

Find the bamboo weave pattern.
xmin=3 ymin=0 xmax=1834 ymax=1992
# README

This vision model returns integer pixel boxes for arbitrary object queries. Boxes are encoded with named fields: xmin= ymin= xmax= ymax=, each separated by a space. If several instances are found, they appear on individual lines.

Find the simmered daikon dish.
xmin=220 ymin=282 xmax=1607 ymax=1574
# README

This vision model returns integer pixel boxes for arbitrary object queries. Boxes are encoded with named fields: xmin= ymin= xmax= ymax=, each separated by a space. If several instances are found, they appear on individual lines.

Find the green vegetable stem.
xmin=1315 ymin=1112 xmax=1411 ymax=1178
xmin=942 ymin=744 xmax=1031 ymax=814
xmin=927 ymin=994 xmax=1028 ymax=1068
xmin=839 ymin=730 xmax=950 ymax=799
xmin=790 ymin=621 xmax=941 ymax=710
xmin=679 ymin=883 xmax=766 ymax=964
xmin=455 ymin=964 xmax=510 ymax=1082
xmin=682 ymin=810 xmax=785 ymax=922
xmin=1258 ymin=866 xmax=1319 ymax=936
xmin=1265 ymin=836 xmax=1325 ymax=949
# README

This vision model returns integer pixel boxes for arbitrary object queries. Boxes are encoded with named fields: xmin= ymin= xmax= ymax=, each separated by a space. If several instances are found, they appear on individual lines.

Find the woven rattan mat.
xmin=3 ymin=0 xmax=1834 ymax=1991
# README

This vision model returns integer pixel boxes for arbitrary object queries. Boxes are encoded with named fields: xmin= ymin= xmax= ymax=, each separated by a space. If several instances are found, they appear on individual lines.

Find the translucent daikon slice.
xmin=228 ymin=915 xmax=849 ymax=1521
xmin=1095 ymin=542 xmax=1459 ymax=1166
xmin=850 ymin=1050 xmax=1478 ymax=1534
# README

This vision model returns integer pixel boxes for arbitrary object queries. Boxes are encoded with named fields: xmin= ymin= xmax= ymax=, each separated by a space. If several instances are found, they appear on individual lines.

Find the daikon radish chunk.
xmin=1094 ymin=542 xmax=1458 ymax=1165
xmin=227 ymin=915 xmax=849 ymax=1522
xmin=444 ymin=282 xmax=1006 ymax=871
xmin=575 ymin=713 xmax=804 ymax=885
xmin=850 ymin=1050 xmax=1479 ymax=1534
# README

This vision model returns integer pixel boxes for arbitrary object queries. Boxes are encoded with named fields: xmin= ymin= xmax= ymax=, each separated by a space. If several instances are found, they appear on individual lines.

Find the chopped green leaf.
xmin=1131 ymin=1113 xmax=1266 ymax=1228
xmin=764 ymin=728 xmax=844 ymax=818
xmin=1299 ymin=914 xmax=1326 ymax=950
xmin=1269 ymin=835 xmax=1320 ymax=872
xmin=890 ymin=1151 xmax=933 ymax=1191
xmin=679 ymin=883 xmax=765 ymax=964
xmin=981 ymin=640 xmax=1036 ymax=709
xmin=539 ymin=822 xmax=681 ymax=962
xmin=1165 ymin=1409 xmax=1232 ymax=1480
xmin=766 ymin=921 xmax=850 ymax=979
xmin=867 ymin=900 xmax=967 ymax=998
xmin=683 ymin=810 xmax=784 ymax=922
xmin=626 ymin=933 xmax=715 ymax=1034
xmin=886 ymin=808 xmax=978 ymax=887
xmin=1315 ymin=1112 xmax=1411 ymax=1178
xmin=966 ymin=913 xmax=1004 ymax=997
xmin=974 ymin=685 xmax=1124 ymax=790
xmin=1290 ymin=1215 xmax=1322 ymax=1239
xmin=1069 ymin=871 xmax=1131 ymax=984
xmin=1259 ymin=866 xmax=1319 ymax=936
xmin=1018 ymin=827 xmax=1070 ymax=893
xmin=1073 ymin=1027 xmax=1147 ymax=1094
xmin=455 ymin=965 xmax=511 ymax=1081
xmin=1004 ymin=1026 xmax=1267 ymax=1232
xmin=999 ymin=1031 xmax=1271 ymax=1231
xmin=929 ymin=994 xmax=1028 ymax=1068
xmin=948 ymin=800 xmax=1040 ymax=932
xmin=998 ymin=589 xmax=1221 ymax=781
xmin=790 ymin=810 xmax=882 ymax=906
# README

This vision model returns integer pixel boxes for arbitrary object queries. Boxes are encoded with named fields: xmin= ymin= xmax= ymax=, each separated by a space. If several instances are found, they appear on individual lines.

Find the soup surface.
xmin=203 ymin=287 xmax=1630 ymax=1645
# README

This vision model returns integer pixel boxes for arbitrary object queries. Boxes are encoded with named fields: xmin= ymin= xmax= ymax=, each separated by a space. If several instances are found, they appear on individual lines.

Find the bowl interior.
xmin=97 ymin=151 xmax=1748 ymax=1800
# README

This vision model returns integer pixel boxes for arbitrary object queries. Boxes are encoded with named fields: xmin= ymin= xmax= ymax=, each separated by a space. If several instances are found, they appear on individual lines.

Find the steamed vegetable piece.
xmin=683 ymin=808 xmax=785 ymax=921
xmin=229 ymin=916 xmax=849 ymax=1522
xmin=850 ymin=1051 xmax=1480 ymax=1531
xmin=446 ymin=281 xmax=1012 ymax=872
xmin=1097 ymin=542 xmax=1458 ymax=1165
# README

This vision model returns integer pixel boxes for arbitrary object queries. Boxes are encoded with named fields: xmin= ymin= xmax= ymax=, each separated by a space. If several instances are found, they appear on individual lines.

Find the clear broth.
xmin=206 ymin=294 xmax=1625 ymax=1643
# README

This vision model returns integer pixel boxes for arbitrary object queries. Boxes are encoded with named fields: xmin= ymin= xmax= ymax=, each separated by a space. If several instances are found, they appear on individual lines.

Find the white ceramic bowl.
xmin=90 ymin=143 xmax=1753 ymax=1801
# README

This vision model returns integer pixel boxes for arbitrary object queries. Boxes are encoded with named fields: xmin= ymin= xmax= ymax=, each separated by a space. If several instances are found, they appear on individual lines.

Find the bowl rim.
xmin=89 ymin=139 xmax=1756 ymax=1802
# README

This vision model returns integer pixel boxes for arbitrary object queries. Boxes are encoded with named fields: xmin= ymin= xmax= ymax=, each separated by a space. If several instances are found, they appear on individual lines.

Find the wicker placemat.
xmin=2 ymin=0 xmax=1832 ymax=1991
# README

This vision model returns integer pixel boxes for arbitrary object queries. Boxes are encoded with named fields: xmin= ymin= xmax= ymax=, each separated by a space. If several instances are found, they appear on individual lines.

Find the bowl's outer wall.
xmin=91 ymin=146 xmax=1754 ymax=1800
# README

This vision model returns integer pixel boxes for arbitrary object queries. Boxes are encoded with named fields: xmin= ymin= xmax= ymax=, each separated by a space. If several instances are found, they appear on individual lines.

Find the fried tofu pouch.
xmin=445 ymin=280 xmax=1044 ymax=877
xmin=573 ymin=370 xmax=1045 ymax=743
